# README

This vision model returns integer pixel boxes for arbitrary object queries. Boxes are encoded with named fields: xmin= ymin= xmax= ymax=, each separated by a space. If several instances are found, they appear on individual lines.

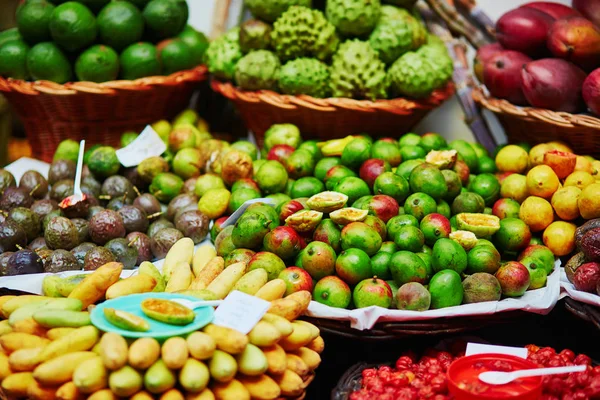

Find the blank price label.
xmin=212 ymin=291 xmax=271 ymax=334
xmin=116 ymin=125 xmax=167 ymax=167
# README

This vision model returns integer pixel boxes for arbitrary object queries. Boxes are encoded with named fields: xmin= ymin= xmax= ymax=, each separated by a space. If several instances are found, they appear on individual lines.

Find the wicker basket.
xmin=472 ymin=87 xmax=600 ymax=156
xmin=211 ymin=80 xmax=455 ymax=146
xmin=0 ymin=66 xmax=207 ymax=162
xmin=302 ymin=311 xmax=527 ymax=341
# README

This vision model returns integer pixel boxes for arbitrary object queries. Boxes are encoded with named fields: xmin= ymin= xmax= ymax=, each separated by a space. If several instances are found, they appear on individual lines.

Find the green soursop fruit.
xmin=245 ymin=0 xmax=313 ymax=22
xmin=382 ymin=0 xmax=418 ymax=8
xmin=271 ymin=6 xmax=339 ymax=62
xmin=239 ymin=19 xmax=272 ymax=53
xmin=329 ymin=40 xmax=388 ymax=100
xmin=326 ymin=0 xmax=381 ymax=37
xmin=417 ymin=44 xmax=453 ymax=89
xmin=387 ymin=51 xmax=437 ymax=98
xmin=278 ymin=58 xmax=330 ymax=98
xmin=380 ymin=5 xmax=426 ymax=48
xmin=235 ymin=50 xmax=281 ymax=91
xmin=369 ymin=19 xmax=415 ymax=65
xmin=426 ymin=34 xmax=446 ymax=51
xmin=204 ymin=28 xmax=243 ymax=81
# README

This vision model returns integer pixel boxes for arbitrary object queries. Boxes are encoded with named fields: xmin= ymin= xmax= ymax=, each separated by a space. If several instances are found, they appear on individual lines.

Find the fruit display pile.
xmin=205 ymin=0 xmax=453 ymax=99
xmin=0 ymin=270 xmax=322 ymax=399
xmin=565 ymin=218 xmax=600 ymax=296
xmin=349 ymin=345 xmax=600 ymax=400
xmin=475 ymin=1 xmax=600 ymax=115
xmin=0 ymin=0 xmax=208 ymax=83
xmin=0 ymin=110 xmax=241 ymax=275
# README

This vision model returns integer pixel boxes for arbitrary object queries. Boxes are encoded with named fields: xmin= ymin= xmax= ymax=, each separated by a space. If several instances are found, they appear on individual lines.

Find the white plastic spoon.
xmin=479 ymin=365 xmax=586 ymax=385
xmin=59 ymin=140 xmax=86 ymax=208
xmin=170 ymin=298 xmax=223 ymax=309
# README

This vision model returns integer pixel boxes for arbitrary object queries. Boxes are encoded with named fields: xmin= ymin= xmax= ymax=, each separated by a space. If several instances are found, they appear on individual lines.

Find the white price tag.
xmin=466 ymin=343 xmax=528 ymax=359
xmin=116 ymin=125 xmax=167 ymax=168
xmin=212 ymin=291 xmax=271 ymax=334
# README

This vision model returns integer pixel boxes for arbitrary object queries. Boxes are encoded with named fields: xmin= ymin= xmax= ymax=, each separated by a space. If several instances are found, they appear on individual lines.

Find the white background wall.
xmin=188 ymin=0 xmax=571 ymax=143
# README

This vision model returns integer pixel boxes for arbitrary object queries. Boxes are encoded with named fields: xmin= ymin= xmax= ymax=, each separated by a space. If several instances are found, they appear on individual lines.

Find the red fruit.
xmin=279 ymin=267 xmax=314 ymax=296
xmin=521 ymin=2 xmax=580 ymax=20
xmin=278 ymin=200 xmax=305 ymax=223
xmin=364 ymin=195 xmax=399 ymax=223
xmin=483 ymin=50 xmax=532 ymax=105
xmin=496 ymin=8 xmax=554 ymax=57
xmin=573 ymin=0 xmax=600 ymax=27
xmin=543 ymin=150 xmax=577 ymax=179
xmin=234 ymin=178 xmax=260 ymax=193
xmin=572 ymin=262 xmax=600 ymax=292
xmin=263 ymin=226 xmax=303 ymax=260
xmin=267 ymin=144 xmax=295 ymax=164
xmin=495 ymin=261 xmax=531 ymax=297
xmin=360 ymin=159 xmax=391 ymax=188
xmin=452 ymin=160 xmax=470 ymax=186
xmin=548 ymin=17 xmax=600 ymax=71
xmin=473 ymin=43 xmax=504 ymax=83
xmin=583 ymin=68 xmax=600 ymax=115
xmin=520 ymin=58 xmax=587 ymax=112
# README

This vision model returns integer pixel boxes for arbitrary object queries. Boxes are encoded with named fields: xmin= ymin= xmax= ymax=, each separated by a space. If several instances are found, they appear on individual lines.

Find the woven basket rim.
xmin=211 ymin=79 xmax=455 ymax=114
xmin=0 ymin=65 xmax=208 ymax=96
xmin=472 ymin=86 xmax=600 ymax=130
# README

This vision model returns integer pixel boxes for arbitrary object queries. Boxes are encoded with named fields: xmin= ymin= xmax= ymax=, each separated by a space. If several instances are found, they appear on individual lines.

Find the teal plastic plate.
xmin=90 ymin=292 xmax=214 ymax=339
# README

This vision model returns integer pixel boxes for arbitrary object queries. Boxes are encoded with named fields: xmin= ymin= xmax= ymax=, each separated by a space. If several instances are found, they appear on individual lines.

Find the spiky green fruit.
xmin=326 ymin=0 xmax=381 ymax=37
xmin=382 ymin=0 xmax=418 ymax=8
xmin=329 ymin=40 xmax=387 ymax=100
xmin=204 ymin=28 xmax=242 ymax=81
xmin=417 ymin=44 xmax=453 ymax=89
xmin=235 ymin=50 xmax=281 ymax=91
xmin=239 ymin=19 xmax=272 ymax=53
xmin=387 ymin=51 xmax=438 ymax=98
xmin=379 ymin=5 xmax=426 ymax=48
xmin=278 ymin=58 xmax=330 ymax=98
xmin=369 ymin=19 xmax=415 ymax=65
xmin=245 ymin=0 xmax=312 ymax=22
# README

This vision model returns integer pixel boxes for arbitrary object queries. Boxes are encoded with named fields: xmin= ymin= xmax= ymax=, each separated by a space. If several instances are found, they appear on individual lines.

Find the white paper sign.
xmin=466 ymin=342 xmax=528 ymax=359
xmin=212 ymin=290 xmax=270 ymax=334
xmin=116 ymin=125 xmax=167 ymax=168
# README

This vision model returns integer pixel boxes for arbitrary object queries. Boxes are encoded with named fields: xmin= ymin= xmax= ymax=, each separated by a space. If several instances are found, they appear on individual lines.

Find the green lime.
xmin=120 ymin=132 xmax=138 ymax=147
xmin=16 ymin=1 xmax=55 ymax=44
xmin=286 ymin=149 xmax=315 ymax=179
xmin=370 ymin=140 xmax=402 ymax=167
xmin=291 ymin=177 xmax=324 ymax=199
xmin=399 ymin=133 xmax=421 ymax=147
xmin=194 ymin=174 xmax=225 ymax=197
xmin=400 ymin=145 xmax=426 ymax=161
xmin=314 ymin=157 xmax=341 ymax=181
xmin=177 ymin=25 xmax=208 ymax=66
xmin=471 ymin=142 xmax=489 ymax=159
xmin=449 ymin=140 xmax=479 ymax=173
xmin=467 ymin=245 xmax=501 ymax=274
xmin=341 ymin=221 xmax=382 ymax=256
xmin=416 ymin=252 xmax=433 ymax=275
xmin=87 ymin=146 xmax=120 ymax=178
xmin=142 ymin=0 xmax=186 ymax=40
xmin=168 ymin=0 xmax=189 ymax=22
xmin=386 ymin=215 xmax=419 ymax=242
xmin=230 ymin=140 xmax=258 ymax=161
xmin=420 ymin=133 xmax=447 ymax=152
xmin=431 ymin=238 xmax=467 ymax=274
xmin=429 ymin=270 xmax=463 ymax=309
xmin=334 ymin=176 xmax=371 ymax=206
xmin=404 ymin=192 xmax=437 ymax=221
xmin=0 ymin=28 xmax=22 ymax=48
xmin=409 ymin=163 xmax=448 ymax=200
xmin=492 ymin=217 xmax=531 ymax=252
xmin=335 ymin=248 xmax=373 ymax=286
xmin=49 ymin=2 xmax=97 ymax=52
xmin=120 ymin=42 xmax=161 ymax=80
xmin=380 ymin=241 xmax=399 ymax=253
xmin=373 ymin=172 xmax=410 ymax=204
xmin=284 ymin=179 xmax=294 ymax=197
xmin=469 ymin=173 xmax=500 ymax=206
xmin=96 ymin=1 xmax=143 ymax=51
xmin=478 ymin=156 xmax=497 ymax=174
xmin=159 ymin=39 xmax=194 ymax=75
xmin=228 ymin=188 xmax=260 ymax=213
xmin=256 ymin=160 xmax=288 ymax=194
xmin=313 ymin=276 xmax=351 ymax=309
xmin=451 ymin=192 xmax=486 ymax=214
xmin=436 ymin=199 xmax=451 ymax=219
xmin=75 ymin=45 xmax=119 ymax=83
xmin=395 ymin=159 xmax=424 ymax=180
xmin=389 ymin=251 xmax=428 ymax=285
xmin=324 ymin=165 xmax=356 ymax=190
xmin=83 ymin=144 xmax=101 ymax=165
xmin=27 ymin=41 xmax=71 ymax=83
xmin=53 ymin=139 xmax=79 ymax=162
xmin=0 ymin=40 xmax=30 ymax=80
xmin=394 ymin=225 xmax=424 ymax=252
xmin=297 ymin=140 xmax=323 ymax=161
xmin=341 ymin=137 xmax=372 ymax=170
xmin=264 ymin=124 xmax=301 ymax=150
xmin=150 ymin=172 xmax=184 ymax=203
xmin=441 ymin=169 xmax=462 ymax=202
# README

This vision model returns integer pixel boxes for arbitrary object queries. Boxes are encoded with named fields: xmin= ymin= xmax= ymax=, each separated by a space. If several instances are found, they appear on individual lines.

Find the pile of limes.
xmin=494 ymin=142 xmax=600 ymax=257
xmin=0 ymin=0 xmax=209 ymax=83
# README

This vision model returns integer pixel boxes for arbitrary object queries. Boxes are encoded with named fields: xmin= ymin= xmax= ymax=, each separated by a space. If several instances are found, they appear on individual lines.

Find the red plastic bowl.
xmin=447 ymin=353 xmax=542 ymax=400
